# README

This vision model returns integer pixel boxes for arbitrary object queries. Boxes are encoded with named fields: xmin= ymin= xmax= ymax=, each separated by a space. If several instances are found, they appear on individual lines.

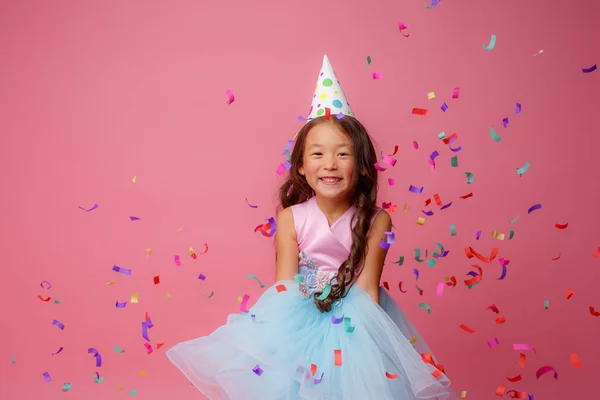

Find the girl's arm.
xmin=355 ymin=210 xmax=392 ymax=304
xmin=274 ymin=207 xmax=300 ymax=282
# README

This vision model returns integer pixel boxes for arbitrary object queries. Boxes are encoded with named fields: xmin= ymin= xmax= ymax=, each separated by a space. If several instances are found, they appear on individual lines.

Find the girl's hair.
xmin=278 ymin=115 xmax=379 ymax=313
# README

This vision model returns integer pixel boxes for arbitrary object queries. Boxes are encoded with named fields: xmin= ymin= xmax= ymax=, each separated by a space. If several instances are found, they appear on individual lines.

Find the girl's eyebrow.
xmin=307 ymin=143 xmax=351 ymax=150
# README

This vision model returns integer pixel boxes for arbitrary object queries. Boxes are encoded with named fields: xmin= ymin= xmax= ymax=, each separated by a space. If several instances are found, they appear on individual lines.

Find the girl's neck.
xmin=314 ymin=196 xmax=353 ymax=226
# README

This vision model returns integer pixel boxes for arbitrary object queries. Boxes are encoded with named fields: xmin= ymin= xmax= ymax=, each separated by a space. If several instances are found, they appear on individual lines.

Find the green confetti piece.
xmin=414 ymin=248 xmax=428 ymax=262
xmin=465 ymin=172 xmax=474 ymax=184
xmin=508 ymin=216 xmax=519 ymax=224
xmin=438 ymin=130 xmax=446 ymax=139
xmin=427 ymin=259 xmax=437 ymax=268
xmin=344 ymin=316 xmax=355 ymax=333
xmin=294 ymin=274 xmax=305 ymax=283
xmin=366 ymin=55 xmax=371 ymax=66
xmin=450 ymin=224 xmax=457 ymax=236
xmin=61 ymin=383 xmax=72 ymax=392
xmin=544 ymin=300 xmax=549 ymax=309
xmin=509 ymin=230 xmax=515 ymax=239
xmin=517 ymin=161 xmax=530 ymax=176
xmin=418 ymin=302 xmax=431 ymax=314
xmin=114 ymin=345 xmax=125 ymax=353
xmin=94 ymin=375 xmax=104 ymax=384
xmin=489 ymin=126 xmax=502 ymax=142
xmin=432 ymin=242 xmax=445 ymax=257
xmin=204 ymin=291 xmax=214 ymax=298
xmin=247 ymin=274 xmax=265 ymax=288
xmin=391 ymin=223 xmax=395 ymax=229
xmin=54 ymin=300 xmax=60 ymax=304
xmin=450 ymin=155 xmax=459 ymax=167
xmin=11 ymin=357 xmax=15 ymax=364
xmin=316 ymin=284 xmax=331 ymax=300
xmin=467 ymin=281 xmax=481 ymax=290
xmin=394 ymin=256 xmax=404 ymax=266
xmin=129 ymin=390 xmax=138 ymax=396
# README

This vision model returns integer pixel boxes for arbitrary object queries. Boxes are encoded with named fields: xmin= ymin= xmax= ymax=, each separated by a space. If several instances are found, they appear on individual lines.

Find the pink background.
xmin=1 ymin=0 xmax=598 ymax=399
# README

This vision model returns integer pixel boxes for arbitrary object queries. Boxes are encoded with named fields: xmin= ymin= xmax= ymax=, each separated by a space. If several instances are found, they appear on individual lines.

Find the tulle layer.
xmin=167 ymin=281 xmax=457 ymax=400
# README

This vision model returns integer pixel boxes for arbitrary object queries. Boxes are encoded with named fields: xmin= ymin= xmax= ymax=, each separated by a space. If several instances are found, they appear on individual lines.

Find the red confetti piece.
xmin=411 ymin=108 xmax=429 ymax=116
xmin=200 ymin=243 xmax=209 ymax=255
xmin=570 ymin=353 xmax=581 ymax=368
xmin=385 ymin=371 xmax=398 ymax=379
xmin=37 ymin=296 xmax=52 ymax=302
xmin=465 ymin=246 xmax=499 ymax=263
xmin=506 ymin=375 xmax=522 ymax=382
xmin=389 ymin=145 xmax=399 ymax=156
xmin=488 ymin=304 xmax=500 ymax=314
xmin=495 ymin=316 xmax=506 ymax=324
xmin=536 ymin=365 xmax=558 ymax=379
xmin=275 ymin=284 xmax=287 ymax=293
xmin=459 ymin=192 xmax=473 ymax=199
xmin=382 ymin=281 xmax=390 ymax=290
xmin=552 ymin=253 xmax=562 ymax=260
xmin=333 ymin=349 xmax=342 ymax=366
xmin=310 ymin=364 xmax=317 ymax=376
xmin=495 ymin=384 xmax=506 ymax=396
xmin=153 ymin=276 xmax=160 ymax=285
xmin=593 ymin=247 xmax=600 ymax=258
xmin=459 ymin=324 xmax=475 ymax=333
xmin=464 ymin=264 xmax=483 ymax=286
xmin=555 ymin=222 xmax=568 ymax=229
xmin=518 ymin=353 xmax=526 ymax=368
xmin=589 ymin=307 xmax=600 ymax=316
xmin=566 ymin=289 xmax=574 ymax=299
xmin=506 ymin=390 xmax=528 ymax=398
xmin=325 ymin=107 xmax=331 ymax=120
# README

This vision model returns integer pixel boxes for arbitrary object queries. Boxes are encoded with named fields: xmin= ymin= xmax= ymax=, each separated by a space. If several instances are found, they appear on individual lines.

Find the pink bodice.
xmin=291 ymin=197 xmax=380 ymax=297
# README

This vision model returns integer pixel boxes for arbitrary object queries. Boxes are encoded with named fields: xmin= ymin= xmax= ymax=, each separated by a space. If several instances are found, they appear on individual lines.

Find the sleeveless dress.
xmin=166 ymin=197 xmax=457 ymax=399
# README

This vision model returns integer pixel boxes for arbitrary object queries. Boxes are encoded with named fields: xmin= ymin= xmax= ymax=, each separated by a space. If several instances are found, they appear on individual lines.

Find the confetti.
xmin=594 ymin=247 xmax=600 ymax=258
xmin=582 ymin=64 xmax=597 ymax=73
xmin=533 ymin=49 xmax=544 ymax=56
xmin=464 ymin=172 xmax=474 ymax=184
xmin=225 ymin=90 xmax=235 ymax=104
xmin=394 ymin=256 xmax=404 ymax=266
xmin=247 ymin=274 xmax=265 ymax=288
xmin=507 ymin=375 xmax=522 ymax=382
xmin=451 ymin=156 xmax=458 ymax=167
xmin=518 ymin=353 xmax=527 ymax=367
xmin=116 ymin=301 xmax=127 ymax=308
xmin=52 ymin=320 xmax=65 ymax=330
xmin=413 ymin=141 xmax=419 ymax=149
xmin=252 ymin=365 xmax=264 ymax=376
xmin=544 ymin=300 xmax=549 ymax=309
xmin=61 ymin=383 xmax=72 ymax=392
xmin=153 ymin=276 xmax=160 ymax=285
xmin=372 ymin=72 xmax=384 ymax=79
xmin=503 ymin=118 xmax=509 ymax=128
xmin=245 ymin=198 xmax=258 ymax=208
xmin=450 ymin=224 xmax=457 ymax=236
xmin=515 ymin=103 xmax=522 ymax=114
xmin=37 ymin=295 xmax=51 ymax=302
xmin=527 ymin=204 xmax=542 ymax=214
xmin=452 ymin=87 xmax=460 ymax=99
xmin=398 ymin=282 xmax=407 ymax=293
xmin=334 ymin=349 xmax=343 ymax=366
xmin=43 ymin=372 xmax=52 ymax=382
xmin=412 ymin=108 xmax=429 ymax=116
xmin=52 ymin=347 xmax=63 ymax=355
xmin=385 ymin=371 xmax=399 ymax=379
xmin=489 ymin=126 xmax=502 ymax=142
xmin=516 ymin=161 xmax=530 ymax=176
xmin=413 ymin=269 xmax=419 ymax=281
xmin=398 ymin=21 xmax=410 ymax=37
xmin=88 ymin=348 xmax=102 ymax=367
xmin=536 ymin=365 xmax=558 ymax=379
xmin=78 ymin=204 xmax=98 ymax=212
xmin=571 ymin=353 xmax=581 ymax=368
xmin=465 ymin=246 xmax=499 ymax=262
xmin=114 ymin=345 xmax=125 ymax=353
xmin=129 ymin=216 xmax=140 ymax=221
xmin=590 ymin=307 xmax=600 ymax=316
xmin=483 ymin=34 xmax=497 ymax=51
xmin=317 ymin=284 xmax=332 ymax=300
xmin=488 ymin=338 xmax=500 ymax=348
xmin=374 ymin=162 xmax=387 ymax=171
xmin=366 ymin=56 xmax=371 ymax=66
xmin=513 ymin=344 xmax=536 ymax=352
xmin=113 ymin=266 xmax=132 ymax=275
xmin=132 ymin=176 xmax=137 ymax=183
xmin=441 ymin=103 xmax=448 ymax=112
xmin=40 ymin=280 xmax=52 ymax=289
xmin=416 ymin=217 xmax=425 ymax=225
xmin=427 ymin=92 xmax=436 ymax=100
xmin=382 ymin=155 xmax=397 ymax=167
xmin=418 ymin=303 xmax=431 ymax=314
xmin=388 ymin=178 xmax=395 ymax=186
xmin=131 ymin=292 xmax=139 ymax=304
xmin=555 ymin=222 xmax=568 ymax=229
xmin=204 ymin=291 xmax=214 ymax=298
xmin=566 ymin=289 xmax=574 ymax=299
xmin=409 ymin=185 xmax=424 ymax=194
xmin=459 ymin=324 xmax=475 ymax=333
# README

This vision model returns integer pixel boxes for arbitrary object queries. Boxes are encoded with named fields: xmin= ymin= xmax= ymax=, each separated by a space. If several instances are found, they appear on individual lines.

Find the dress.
xmin=166 ymin=197 xmax=457 ymax=399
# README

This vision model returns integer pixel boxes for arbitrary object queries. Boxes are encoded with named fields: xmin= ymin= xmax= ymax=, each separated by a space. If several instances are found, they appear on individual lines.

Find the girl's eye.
xmin=312 ymin=152 xmax=323 ymax=156
xmin=338 ymin=153 xmax=349 ymax=156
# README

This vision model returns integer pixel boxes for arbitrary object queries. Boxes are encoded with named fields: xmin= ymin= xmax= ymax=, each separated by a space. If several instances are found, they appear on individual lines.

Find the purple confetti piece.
xmin=314 ymin=372 xmax=325 ymax=384
xmin=198 ymin=274 xmax=206 ymax=280
xmin=88 ymin=348 xmax=102 ymax=367
xmin=527 ymin=203 xmax=542 ymax=214
xmin=476 ymin=230 xmax=482 ymax=240
xmin=449 ymin=145 xmax=462 ymax=152
xmin=142 ymin=322 xmax=150 ymax=341
xmin=441 ymin=103 xmax=448 ymax=112
xmin=112 ymin=265 xmax=132 ymax=275
xmin=297 ymin=115 xmax=309 ymax=121
xmin=422 ymin=210 xmax=434 ymax=216
xmin=78 ymin=204 xmax=98 ymax=212
xmin=129 ymin=216 xmax=140 ymax=221
xmin=252 ymin=365 xmax=264 ymax=376
xmin=267 ymin=217 xmax=277 ymax=236
xmin=429 ymin=150 xmax=440 ymax=161
xmin=497 ymin=264 xmax=507 ymax=280
xmin=52 ymin=320 xmax=65 ymax=330
xmin=245 ymin=198 xmax=258 ymax=209
xmin=379 ymin=239 xmax=390 ymax=250
xmin=40 ymin=280 xmax=52 ymax=289
xmin=515 ymin=103 xmax=522 ymax=114
xmin=409 ymin=185 xmax=424 ymax=194
xmin=440 ymin=202 xmax=453 ymax=210
xmin=582 ymin=64 xmax=597 ymax=73
xmin=503 ymin=118 xmax=509 ymax=128
xmin=52 ymin=347 xmax=63 ymax=355
xmin=384 ymin=231 xmax=395 ymax=244
xmin=115 ymin=301 xmax=127 ymax=308
xmin=331 ymin=314 xmax=344 ymax=324
xmin=283 ymin=139 xmax=294 ymax=153
xmin=283 ymin=160 xmax=292 ymax=170
xmin=414 ymin=268 xmax=419 ymax=281
xmin=43 ymin=372 xmax=52 ymax=382
xmin=146 ymin=317 xmax=154 ymax=328
xmin=466 ymin=271 xmax=479 ymax=278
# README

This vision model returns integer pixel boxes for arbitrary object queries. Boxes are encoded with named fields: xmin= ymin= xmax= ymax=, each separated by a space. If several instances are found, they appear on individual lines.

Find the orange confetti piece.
xmin=433 ymin=193 xmax=442 ymax=206
xmin=464 ymin=264 xmax=483 ymax=286
xmin=506 ymin=375 xmax=522 ymax=382
xmin=589 ymin=307 xmax=600 ymax=316
xmin=431 ymin=369 xmax=442 ymax=378
xmin=594 ymin=247 xmax=600 ymax=258
xmin=570 ymin=353 xmax=581 ymax=368
xmin=276 ymin=284 xmax=287 ymax=293
xmin=333 ymin=349 xmax=342 ymax=366
xmin=310 ymin=364 xmax=317 ymax=376
xmin=156 ymin=342 xmax=164 ymax=350
xmin=412 ymin=108 xmax=429 ymax=116
xmin=565 ymin=289 xmax=574 ymax=299
xmin=385 ymin=371 xmax=398 ymax=379
xmin=495 ymin=316 xmax=506 ymax=324
xmin=465 ymin=246 xmax=499 ymax=262
xmin=518 ymin=353 xmax=526 ymax=368
xmin=555 ymin=222 xmax=568 ymax=229
xmin=459 ymin=324 xmax=476 ymax=333
xmin=495 ymin=384 xmax=506 ymax=396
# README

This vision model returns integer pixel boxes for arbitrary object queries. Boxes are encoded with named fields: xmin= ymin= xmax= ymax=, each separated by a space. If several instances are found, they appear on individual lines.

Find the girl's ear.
xmin=298 ymin=166 xmax=305 ymax=176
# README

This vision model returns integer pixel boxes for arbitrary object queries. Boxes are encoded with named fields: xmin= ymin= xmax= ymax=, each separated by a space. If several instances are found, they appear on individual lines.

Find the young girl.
xmin=167 ymin=55 xmax=457 ymax=399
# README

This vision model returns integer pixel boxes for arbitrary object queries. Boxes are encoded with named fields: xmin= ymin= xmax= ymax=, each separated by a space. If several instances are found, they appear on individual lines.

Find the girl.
xmin=167 ymin=55 xmax=457 ymax=399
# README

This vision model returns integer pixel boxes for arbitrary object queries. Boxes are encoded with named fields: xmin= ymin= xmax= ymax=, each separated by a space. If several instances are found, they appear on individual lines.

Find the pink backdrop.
xmin=1 ymin=0 xmax=598 ymax=399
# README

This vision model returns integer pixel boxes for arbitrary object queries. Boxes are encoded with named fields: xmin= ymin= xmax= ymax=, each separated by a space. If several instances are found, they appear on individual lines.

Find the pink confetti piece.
xmin=275 ymin=164 xmax=285 ymax=175
xmin=225 ymin=89 xmax=235 ymax=105
xmin=413 ymin=141 xmax=419 ymax=149
xmin=144 ymin=342 xmax=153 ymax=354
xmin=52 ymin=319 xmax=65 ymax=330
xmin=398 ymin=21 xmax=410 ymax=37
xmin=40 ymin=280 xmax=52 ymax=289
xmin=436 ymin=282 xmax=445 ymax=298
xmin=43 ymin=372 xmax=52 ymax=382
xmin=399 ymin=282 xmax=407 ymax=293
xmin=513 ymin=344 xmax=536 ymax=353
xmin=372 ymin=72 xmax=384 ymax=79
xmin=240 ymin=294 xmax=250 ymax=313
xmin=388 ymin=178 xmax=395 ymax=186
xmin=452 ymin=87 xmax=460 ymax=99
xmin=129 ymin=216 xmax=140 ymax=221
xmin=488 ymin=338 xmax=500 ymax=348
xmin=78 ymin=204 xmax=98 ymax=212
xmin=174 ymin=255 xmax=181 ymax=266
xmin=536 ymin=365 xmax=558 ymax=379
xmin=374 ymin=162 xmax=387 ymax=171
xmin=382 ymin=155 xmax=397 ymax=166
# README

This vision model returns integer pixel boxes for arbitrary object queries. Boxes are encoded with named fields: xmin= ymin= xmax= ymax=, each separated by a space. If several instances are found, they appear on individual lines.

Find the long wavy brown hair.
xmin=278 ymin=115 xmax=379 ymax=313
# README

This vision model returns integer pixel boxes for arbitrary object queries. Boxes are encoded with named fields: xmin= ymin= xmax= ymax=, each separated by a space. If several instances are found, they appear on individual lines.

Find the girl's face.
xmin=298 ymin=122 xmax=355 ymax=203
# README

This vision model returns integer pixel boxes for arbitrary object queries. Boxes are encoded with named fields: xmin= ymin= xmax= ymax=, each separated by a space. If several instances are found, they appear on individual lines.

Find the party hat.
xmin=306 ymin=55 xmax=354 ymax=121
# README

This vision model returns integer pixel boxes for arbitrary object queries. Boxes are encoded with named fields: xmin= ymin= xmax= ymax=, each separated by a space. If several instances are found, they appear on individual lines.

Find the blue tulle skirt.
xmin=166 ymin=281 xmax=457 ymax=399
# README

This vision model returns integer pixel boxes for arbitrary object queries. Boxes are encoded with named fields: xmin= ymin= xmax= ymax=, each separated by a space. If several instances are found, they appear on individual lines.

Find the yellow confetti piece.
xmin=166 ymin=292 xmax=172 ymax=299
xmin=131 ymin=292 xmax=139 ymax=304
xmin=417 ymin=217 xmax=426 ymax=225
xmin=427 ymin=92 xmax=436 ymax=100
xmin=106 ymin=280 xmax=117 ymax=286
xmin=461 ymin=390 xmax=467 ymax=398
xmin=409 ymin=336 xmax=418 ymax=344
xmin=177 ymin=227 xmax=183 ymax=232
xmin=403 ymin=204 xmax=409 ymax=212
xmin=139 ymin=370 xmax=146 ymax=377
xmin=188 ymin=247 xmax=195 ymax=256
xmin=492 ymin=231 xmax=505 ymax=240
xmin=533 ymin=49 xmax=544 ymax=56
xmin=145 ymin=248 xmax=152 ymax=256
xmin=132 ymin=176 xmax=137 ymax=183
xmin=118 ymin=384 xmax=123 ymax=391
xmin=236 ymin=296 xmax=243 ymax=303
